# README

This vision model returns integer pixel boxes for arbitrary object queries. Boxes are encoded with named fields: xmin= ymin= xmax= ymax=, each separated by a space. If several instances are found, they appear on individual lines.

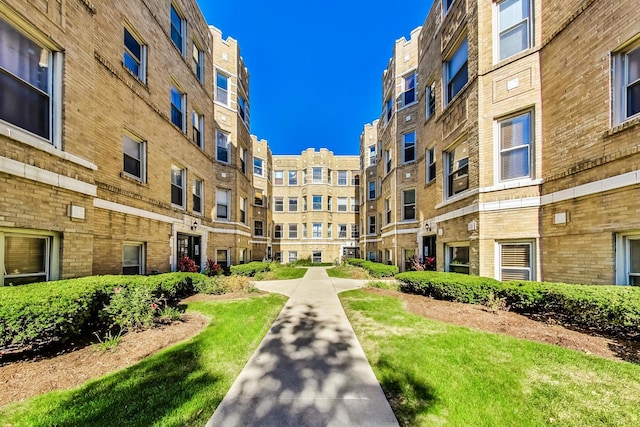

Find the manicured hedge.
xmin=0 ymin=273 xmax=206 ymax=351
xmin=346 ymin=258 xmax=399 ymax=278
xmin=230 ymin=262 xmax=270 ymax=276
xmin=396 ymin=271 xmax=640 ymax=339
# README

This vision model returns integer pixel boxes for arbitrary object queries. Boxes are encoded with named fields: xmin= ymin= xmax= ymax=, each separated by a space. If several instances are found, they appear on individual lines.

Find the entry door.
xmin=423 ymin=236 xmax=436 ymax=270
xmin=177 ymin=233 xmax=201 ymax=269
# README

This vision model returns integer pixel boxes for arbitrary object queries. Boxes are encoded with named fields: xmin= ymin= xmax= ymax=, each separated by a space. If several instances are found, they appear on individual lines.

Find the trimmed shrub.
xmin=362 ymin=261 xmax=399 ymax=278
xmin=346 ymin=258 xmax=366 ymax=267
xmin=194 ymin=275 xmax=255 ymax=294
xmin=230 ymin=261 xmax=270 ymax=277
xmin=396 ymin=271 xmax=640 ymax=339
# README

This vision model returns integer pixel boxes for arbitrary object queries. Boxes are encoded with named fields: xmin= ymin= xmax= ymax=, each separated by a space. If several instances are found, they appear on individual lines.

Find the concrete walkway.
xmin=206 ymin=267 xmax=399 ymax=427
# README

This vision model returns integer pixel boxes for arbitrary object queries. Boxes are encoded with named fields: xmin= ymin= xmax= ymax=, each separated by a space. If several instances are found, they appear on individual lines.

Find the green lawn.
xmin=254 ymin=265 xmax=307 ymax=280
xmin=0 ymin=294 xmax=287 ymax=427
xmin=326 ymin=265 xmax=370 ymax=279
xmin=340 ymin=289 xmax=640 ymax=427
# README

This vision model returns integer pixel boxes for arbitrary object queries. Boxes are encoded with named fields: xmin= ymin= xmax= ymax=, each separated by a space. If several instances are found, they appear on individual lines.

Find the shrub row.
xmin=395 ymin=271 xmax=640 ymax=339
xmin=346 ymin=258 xmax=399 ymax=278
xmin=229 ymin=261 xmax=270 ymax=276
xmin=0 ymin=273 xmax=208 ymax=351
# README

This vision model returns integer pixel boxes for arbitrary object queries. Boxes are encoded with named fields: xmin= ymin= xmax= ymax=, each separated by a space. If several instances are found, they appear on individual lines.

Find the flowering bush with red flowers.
xmin=177 ymin=256 xmax=198 ymax=273
xmin=204 ymin=258 xmax=223 ymax=277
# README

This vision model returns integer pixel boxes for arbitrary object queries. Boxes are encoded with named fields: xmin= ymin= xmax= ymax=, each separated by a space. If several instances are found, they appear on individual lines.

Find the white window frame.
xmin=275 ymin=224 xmax=283 ymax=239
xmin=312 ymin=223 xmax=322 ymax=239
xmin=327 ymin=223 xmax=332 ymax=239
xmin=385 ymin=198 xmax=392 ymax=225
xmin=0 ymin=229 xmax=60 ymax=285
xmin=123 ymin=134 xmax=146 ymax=182
xmin=402 ymin=72 xmax=417 ymax=107
xmin=274 ymin=196 xmax=284 ymax=212
xmin=385 ymin=149 xmax=392 ymax=174
xmin=426 ymin=147 xmax=436 ymax=183
xmin=288 ymin=224 xmax=298 ymax=239
xmin=171 ymin=166 xmax=186 ymax=208
xmin=426 ymin=82 xmax=436 ymax=120
xmin=312 ymin=252 xmax=322 ymax=263
xmin=170 ymin=3 xmax=185 ymax=54
xmin=368 ymin=216 xmax=376 ymax=235
xmin=444 ymin=38 xmax=469 ymax=105
xmin=445 ymin=140 xmax=470 ymax=198
xmin=254 ymin=190 xmax=264 ymax=207
xmin=288 ymin=251 xmax=298 ymax=263
xmin=446 ymin=243 xmax=470 ymax=274
xmin=216 ymin=130 xmax=231 ymax=164
xmin=254 ymin=220 xmax=264 ymax=237
xmin=124 ymin=26 xmax=147 ymax=82
xmin=497 ymin=241 xmax=535 ymax=281
xmin=312 ymin=195 xmax=322 ymax=211
xmin=402 ymin=189 xmax=416 ymax=221
xmin=253 ymin=157 xmax=264 ymax=176
xmin=274 ymin=170 xmax=284 ymax=185
xmin=616 ymin=233 xmax=640 ymax=285
xmin=312 ymin=167 xmax=322 ymax=183
xmin=368 ymin=145 xmax=377 ymax=166
xmin=192 ymin=42 xmax=204 ymax=83
xmin=288 ymin=170 xmax=298 ymax=185
xmin=288 ymin=197 xmax=298 ymax=212
xmin=240 ymin=147 xmax=247 ymax=174
xmin=496 ymin=0 xmax=532 ymax=62
xmin=238 ymin=94 xmax=250 ymax=126
xmin=497 ymin=110 xmax=533 ymax=182
xmin=613 ymin=39 xmax=640 ymax=125
xmin=337 ymin=197 xmax=348 ymax=212
xmin=192 ymin=111 xmax=204 ymax=149
xmin=170 ymin=85 xmax=186 ymax=131
xmin=368 ymin=181 xmax=376 ymax=200
xmin=216 ymin=188 xmax=230 ymax=220
xmin=402 ymin=131 xmax=416 ymax=163
xmin=123 ymin=242 xmax=145 ymax=275
xmin=216 ymin=248 xmax=230 ymax=267
xmin=216 ymin=71 xmax=229 ymax=106
xmin=337 ymin=170 xmax=348 ymax=186
xmin=351 ymin=197 xmax=358 ymax=212
xmin=192 ymin=178 xmax=203 ymax=214
xmin=338 ymin=224 xmax=348 ymax=239
xmin=351 ymin=224 xmax=359 ymax=239
xmin=239 ymin=197 xmax=247 ymax=224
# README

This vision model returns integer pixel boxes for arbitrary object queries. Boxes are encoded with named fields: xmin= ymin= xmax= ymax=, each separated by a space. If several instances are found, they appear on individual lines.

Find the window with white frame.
xmin=0 ymin=17 xmax=58 ymax=142
xmin=426 ymin=148 xmax=436 ymax=183
xmin=274 ymin=170 xmax=284 ymax=185
xmin=192 ymin=179 xmax=203 ymax=214
xmin=170 ymin=4 xmax=185 ymax=53
xmin=384 ymin=96 xmax=393 ymax=124
xmin=192 ymin=43 xmax=204 ymax=82
xmin=170 ymin=85 xmax=185 ymax=131
xmin=327 ymin=223 xmax=332 ymax=238
xmin=312 ymin=252 xmax=322 ymax=263
xmin=385 ymin=198 xmax=391 ymax=224
xmin=123 ymin=243 xmax=145 ymax=275
xmin=327 ymin=196 xmax=332 ymax=211
xmin=338 ymin=171 xmax=348 ymax=186
xmin=123 ymin=135 xmax=145 ymax=181
xmin=446 ymin=140 xmax=469 ymax=197
xmin=192 ymin=111 xmax=203 ymax=148
xmin=338 ymin=224 xmax=347 ymax=238
xmin=351 ymin=224 xmax=359 ymax=239
xmin=240 ymin=148 xmax=247 ymax=174
xmin=447 ymin=245 xmax=470 ymax=274
xmin=402 ymin=189 xmax=416 ymax=220
xmin=443 ymin=0 xmax=456 ymax=14
xmin=171 ymin=166 xmax=185 ymax=208
xmin=618 ymin=234 xmax=640 ymax=285
xmin=403 ymin=131 xmax=416 ymax=163
xmin=288 ymin=251 xmax=298 ymax=263
xmin=445 ymin=38 xmax=468 ymax=104
xmin=352 ymin=172 xmax=360 ymax=186
xmin=368 ymin=251 xmax=376 ymax=261
xmin=288 ymin=170 xmax=298 ymax=185
xmin=312 ymin=195 xmax=322 ymax=211
xmin=216 ymin=249 xmax=229 ymax=267
xmin=1 ymin=232 xmax=56 ymax=285
xmin=368 ymin=181 xmax=376 ymax=200
xmin=238 ymin=94 xmax=249 ymax=126
xmin=351 ymin=197 xmax=359 ymax=212
xmin=288 ymin=224 xmax=298 ymax=239
xmin=499 ymin=111 xmax=532 ymax=181
xmin=239 ymin=197 xmax=246 ymax=224
xmin=497 ymin=0 xmax=532 ymax=61
xmin=216 ymin=72 xmax=229 ymax=105
xmin=253 ymin=157 xmax=264 ymax=176
xmin=426 ymin=82 xmax=436 ymax=119
xmin=274 ymin=224 xmax=283 ymax=239
xmin=289 ymin=197 xmax=298 ymax=212
xmin=500 ymin=242 xmax=534 ymax=281
xmin=613 ymin=41 xmax=640 ymax=125
xmin=254 ymin=190 xmax=264 ymax=206
xmin=216 ymin=188 xmax=230 ymax=220
xmin=403 ymin=72 xmax=416 ymax=106
xmin=328 ymin=169 xmax=333 ymax=184
xmin=216 ymin=130 xmax=230 ymax=163
xmin=337 ymin=197 xmax=348 ymax=212
xmin=312 ymin=223 xmax=322 ymax=238
xmin=254 ymin=221 xmax=263 ymax=236
xmin=303 ymin=196 xmax=307 ymax=211
xmin=368 ymin=216 xmax=376 ymax=235
xmin=312 ymin=167 xmax=322 ymax=183
xmin=302 ymin=223 xmax=307 ymax=238
xmin=369 ymin=145 xmax=377 ymax=166
xmin=385 ymin=149 xmax=392 ymax=173
xmin=274 ymin=197 xmax=283 ymax=212
xmin=124 ymin=27 xmax=146 ymax=82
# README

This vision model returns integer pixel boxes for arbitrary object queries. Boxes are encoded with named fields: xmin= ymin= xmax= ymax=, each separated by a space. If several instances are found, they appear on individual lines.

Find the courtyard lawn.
xmin=0 ymin=294 xmax=287 ymax=427
xmin=326 ymin=265 xmax=370 ymax=279
xmin=254 ymin=265 xmax=307 ymax=280
xmin=340 ymin=289 xmax=640 ymax=427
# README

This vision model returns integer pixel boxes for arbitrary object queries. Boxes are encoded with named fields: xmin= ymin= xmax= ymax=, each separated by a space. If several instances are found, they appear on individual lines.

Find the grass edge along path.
xmin=340 ymin=289 xmax=640 ymax=427
xmin=0 ymin=294 xmax=287 ymax=427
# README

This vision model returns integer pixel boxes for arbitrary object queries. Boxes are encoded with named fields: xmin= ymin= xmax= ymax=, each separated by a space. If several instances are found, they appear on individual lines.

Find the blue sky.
xmin=199 ymin=1 xmax=433 ymax=155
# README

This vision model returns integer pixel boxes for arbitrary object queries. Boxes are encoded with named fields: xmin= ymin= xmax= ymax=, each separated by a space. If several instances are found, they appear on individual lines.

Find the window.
xmin=403 ymin=72 xmax=416 ymax=106
xmin=327 ymin=196 xmax=332 ymax=211
xmin=216 ymin=72 xmax=229 ymax=105
xmin=302 ymin=223 xmax=307 ymax=238
xmin=170 ymin=86 xmax=185 ymax=131
xmin=386 ymin=249 xmax=392 ymax=265
xmin=192 ymin=179 xmax=203 ymax=214
xmin=0 ymin=18 xmax=57 ymax=141
xmin=618 ymin=234 xmax=640 ymax=285
xmin=385 ymin=149 xmax=392 ymax=174
xmin=351 ymin=224 xmax=359 ymax=239
xmin=123 ymin=243 xmax=145 ymax=275
xmin=303 ymin=196 xmax=307 ymax=211
xmin=216 ymin=189 xmax=230 ymax=220
xmin=445 ymin=38 xmax=469 ymax=104
xmin=500 ymin=242 xmax=534 ymax=280
xmin=312 ymin=252 xmax=322 ymax=263
xmin=171 ymin=167 xmax=185 ymax=208
xmin=254 ymin=221 xmax=263 ymax=237
xmin=385 ymin=198 xmax=391 ymax=224
xmin=368 ymin=181 xmax=376 ymax=200
xmin=288 ymin=251 xmax=298 ymax=263
xmin=338 ymin=224 xmax=347 ymax=239
xmin=443 ymin=0 xmax=456 ymax=13
xmin=352 ymin=173 xmax=360 ymax=186
xmin=338 ymin=171 xmax=348 ymax=186
xmin=327 ymin=169 xmax=333 ymax=184
xmin=288 ymin=224 xmax=298 ymax=239
xmin=2 ymin=233 xmax=54 ymax=285
xmin=426 ymin=82 xmax=436 ymax=119
xmin=253 ymin=157 xmax=264 ymax=176
xmin=368 ymin=251 xmax=376 ymax=261
xmin=337 ymin=197 xmax=348 ymax=212
xmin=447 ymin=245 xmax=470 ymax=274
xmin=446 ymin=141 xmax=469 ymax=197
xmin=216 ymin=131 xmax=230 ymax=163
xmin=499 ymin=111 xmax=532 ymax=181
xmin=384 ymin=96 xmax=393 ymax=124
xmin=497 ymin=0 xmax=532 ymax=61
xmin=613 ymin=41 xmax=640 ymax=124
xmin=311 ymin=195 xmax=322 ymax=211
xmin=170 ymin=4 xmax=185 ymax=54
xmin=368 ymin=216 xmax=376 ymax=235
xmin=239 ymin=197 xmax=246 ymax=224
xmin=288 ymin=171 xmax=298 ymax=185
xmin=312 ymin=223 xmax=322 ymax=238
xmin=327 ymin=223 xmax=332 ymax=238
xmin=274 ymin=197 xmax=284 ymax=212
xmin=254 ymin=190 xmax=264 ymax=206
xmin=216 ymin=249 xmax=229 ymax=267
xmin=191 ymin=111 xmax=204 ymax=148
xmin=240 ymin=148 xmax=247 ymax=174
xmin=274 ymin=224 xmax=283 ymax=239
xmin=274 ymin=170 xmax=284 ymax=185
xmin=289 ymin=197 xmax=298 ymax=212
xmin=123 ymin=135 xmax=145 ymax=181
xmin=124 ymin=27 xmax=146 ymax=82
xmin=426 ymin=148 xmax=436 ymax=183
xmin=351 ymin=197 xmax=359 ymax=212
xmin=402 ymin=189 xmax=416 ymax=220
xmin=403 ymin=131 xmax=416 ymax=163
xmin=238 ymin=95 xmax=249 ymax=125
xmin=368 ymin=145 xmax=377 ymax=166
xmin=312 ymin=167 xmax=322 ymax=183
xmin=192 ymin=43 xmax=204 ymax=82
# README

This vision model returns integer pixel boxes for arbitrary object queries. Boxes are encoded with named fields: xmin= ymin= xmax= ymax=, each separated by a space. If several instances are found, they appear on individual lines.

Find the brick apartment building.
xmin=359 ymin=0 xmax=640 ymax=285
